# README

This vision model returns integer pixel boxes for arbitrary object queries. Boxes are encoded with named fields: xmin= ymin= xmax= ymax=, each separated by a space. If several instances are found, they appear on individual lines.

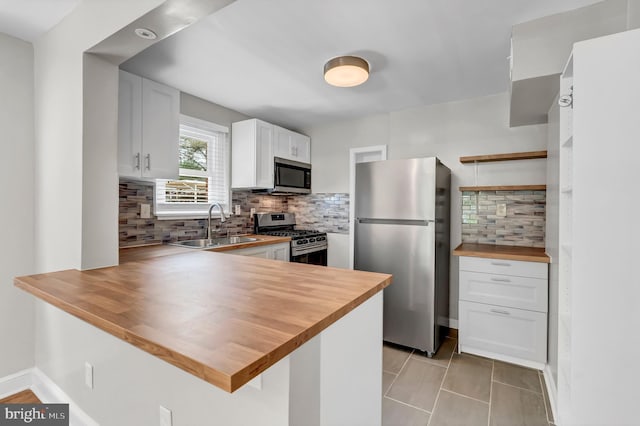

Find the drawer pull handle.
xmin=490 ymin=278 xmax=511 ymax=283
xmin=490 ymin=262 xmax=511 ymax=267
xmin=490 ymin=309 xmax=511 ymax=315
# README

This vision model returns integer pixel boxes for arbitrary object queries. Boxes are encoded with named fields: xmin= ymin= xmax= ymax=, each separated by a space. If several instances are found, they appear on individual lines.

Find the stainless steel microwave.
xmin=272 ymin=157 xmax=311 ymax=194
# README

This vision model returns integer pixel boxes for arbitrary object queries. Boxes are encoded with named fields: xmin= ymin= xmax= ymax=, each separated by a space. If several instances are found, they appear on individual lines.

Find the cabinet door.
xmin=118 ymin=71 xmax=143 ymax=177
xmin=459 ymin=300 xmax=547 ymax=365
xmin=291 ymin=132 xmax=310 ymax=163
xmin=273 ymin=126 xmax=292 ymax=160
xmin=459 ymin=256 xmax=548 ymax=280
xmin=228 ymin=246 xmax=270 ymax=258
xmin=271 ymin=243 xmax=290 ymax=261
xmin=459 ymin=271 xmax=548 ymax=312
xmin=254 ymin=120 xmax=273 ymax=188
xmin=141 ymin=78 xmax=179 ymax=179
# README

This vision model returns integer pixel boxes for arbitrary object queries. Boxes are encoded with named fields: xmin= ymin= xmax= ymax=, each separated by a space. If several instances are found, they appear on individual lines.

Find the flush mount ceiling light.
xmin=134 ymin=28 xmax=158 ymax=40
xmin=323 ymin=56 xmax=370 ymax=87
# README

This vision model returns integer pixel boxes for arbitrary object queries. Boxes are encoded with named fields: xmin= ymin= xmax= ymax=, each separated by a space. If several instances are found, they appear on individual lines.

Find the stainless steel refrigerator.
xmin=354 ymin=157 xmax=451 ymax=355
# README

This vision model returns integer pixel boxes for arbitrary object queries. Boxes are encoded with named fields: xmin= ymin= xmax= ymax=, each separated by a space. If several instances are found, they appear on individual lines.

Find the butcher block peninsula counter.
xmin=15 ymin=243 xmax=392 ymax=426
xmin=15 ymin=250 xmax=391 ymax=393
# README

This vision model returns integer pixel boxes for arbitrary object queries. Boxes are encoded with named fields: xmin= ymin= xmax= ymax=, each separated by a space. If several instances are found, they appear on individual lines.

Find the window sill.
xmin=155 ymin=211 xmax=231 ymax=221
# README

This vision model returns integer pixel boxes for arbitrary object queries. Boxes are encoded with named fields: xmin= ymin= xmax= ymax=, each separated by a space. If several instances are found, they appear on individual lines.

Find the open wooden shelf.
xmin=459 ymin=185 xmax=547 ymax=192
xmin=460 ymin=150 xmax=547 ymax=164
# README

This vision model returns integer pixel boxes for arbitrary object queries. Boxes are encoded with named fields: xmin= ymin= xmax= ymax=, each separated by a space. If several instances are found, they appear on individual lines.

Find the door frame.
xmin=349 ymin=145 xmax=387 ymax=269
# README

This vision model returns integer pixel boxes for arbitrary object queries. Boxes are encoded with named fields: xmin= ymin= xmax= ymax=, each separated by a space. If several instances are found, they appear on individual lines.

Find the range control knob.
xmin=309 ymin=238 xmax=316 ymax=243
xmin=296 ymin=240 xmax=304 ymax=245
xmin=317 ymin=236 xmax=325 ymax=241
xmin=301 ymin=239 xmax=309 ymax=244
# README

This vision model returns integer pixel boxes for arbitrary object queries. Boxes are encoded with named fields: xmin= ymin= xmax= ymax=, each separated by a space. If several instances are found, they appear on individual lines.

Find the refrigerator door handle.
xmin=356 ymin=218 xmax=434 ymax=226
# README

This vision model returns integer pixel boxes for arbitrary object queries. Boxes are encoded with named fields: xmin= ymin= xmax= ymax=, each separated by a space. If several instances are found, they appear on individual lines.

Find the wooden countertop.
xmin=453 ymin=243 xmax=550 ymax=263
xmin=119 ymin=235 xmax=291 ymax=263
xmin=15 ymin=251 xmax=391 ymax=393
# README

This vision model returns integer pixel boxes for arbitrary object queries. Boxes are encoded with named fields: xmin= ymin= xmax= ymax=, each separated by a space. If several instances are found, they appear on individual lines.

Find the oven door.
xmin=274 ymin=157 xmax=311 ymax=194
xmin=291 ymin=248 xmax=327 ymax=266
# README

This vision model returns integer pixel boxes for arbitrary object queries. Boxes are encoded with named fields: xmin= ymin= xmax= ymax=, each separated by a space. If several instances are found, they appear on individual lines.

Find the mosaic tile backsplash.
xmin=287 ymin=194 xmax=349 ymax=234
xmin=461 ymin=190 xmax=545 ymax=248
xmin=119 ymin=179 xmax=349 ymax=247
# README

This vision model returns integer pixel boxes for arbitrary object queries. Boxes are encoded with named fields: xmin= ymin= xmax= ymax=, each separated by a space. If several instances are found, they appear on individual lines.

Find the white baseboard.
xmin=0 ymin=368 xmax=98 ymax=426
xmin=543 ymin=364 xmax=559 ymax=425
xmin=459 ymin=345 xmax=545 ymax=370
xmin=0 ymin=368 xmax=32 ymax=400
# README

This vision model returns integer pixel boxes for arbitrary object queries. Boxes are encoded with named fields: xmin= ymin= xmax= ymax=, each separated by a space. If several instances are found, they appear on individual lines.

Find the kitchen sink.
xmin=169 ymin=236 xmax=258 ymax=249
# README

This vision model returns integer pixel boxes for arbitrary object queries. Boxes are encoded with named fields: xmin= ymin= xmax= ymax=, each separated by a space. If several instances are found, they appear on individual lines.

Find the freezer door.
xmin=354 ymin=220 xmax=436 ymax=352
xmin=355 ymin=157 xmax=436 ymax=220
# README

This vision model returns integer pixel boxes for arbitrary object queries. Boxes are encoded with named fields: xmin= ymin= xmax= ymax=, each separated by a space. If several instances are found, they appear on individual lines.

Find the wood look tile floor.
xmin=0 ymin=389 xmax=41 ymax=404
xmin=383 ymin=339 xmax=555 ymax=426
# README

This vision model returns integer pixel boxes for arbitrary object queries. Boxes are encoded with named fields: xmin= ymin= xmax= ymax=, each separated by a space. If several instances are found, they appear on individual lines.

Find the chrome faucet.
xmin=207 ymin=202 xmax=227 ymax=239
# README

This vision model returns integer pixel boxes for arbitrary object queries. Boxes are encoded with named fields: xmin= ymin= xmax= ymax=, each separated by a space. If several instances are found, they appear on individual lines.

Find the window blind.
xmin=155 ymin=116 xmax=229 ymax=218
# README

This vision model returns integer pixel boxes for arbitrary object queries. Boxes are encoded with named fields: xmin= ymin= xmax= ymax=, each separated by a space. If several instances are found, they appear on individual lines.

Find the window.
xmin=155 ymin=115 xmax=230 ymax=219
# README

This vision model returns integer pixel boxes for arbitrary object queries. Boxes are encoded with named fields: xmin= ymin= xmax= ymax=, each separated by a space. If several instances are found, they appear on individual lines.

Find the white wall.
xmin=33 ymin=0 xmax=164 ymax=273
xmin=35 ymin=301 xmax=291 ymax=426
xmin=0 ymin=33 xmax=35 ymax=377
xmin=81 ymin=53 xmax=120 ymax=270
xmin=304 ymin=93 xmax=548 ymax=321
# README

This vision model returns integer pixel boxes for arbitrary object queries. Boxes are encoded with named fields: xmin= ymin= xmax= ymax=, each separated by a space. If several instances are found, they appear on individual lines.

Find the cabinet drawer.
xmin=459 ymin=301 xmax=547 ymax=364
xmin=460 ymin=271 xmax=548 ymax=312
xmin=459 ymin=256 xmax=547 ymax=279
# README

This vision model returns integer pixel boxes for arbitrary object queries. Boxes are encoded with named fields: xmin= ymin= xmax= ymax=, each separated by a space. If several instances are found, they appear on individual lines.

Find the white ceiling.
xmin=122 ymin=0 xmax=603 ymax=129
xmin=1 ymin=0 xmax=602 ymax=128
xmin=0 ymin=0 xmax=81 ymax=42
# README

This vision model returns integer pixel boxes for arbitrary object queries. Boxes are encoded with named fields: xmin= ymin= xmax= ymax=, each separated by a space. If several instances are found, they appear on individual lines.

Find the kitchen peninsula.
xmin=15 ymin=247 xmax=391 ymax=425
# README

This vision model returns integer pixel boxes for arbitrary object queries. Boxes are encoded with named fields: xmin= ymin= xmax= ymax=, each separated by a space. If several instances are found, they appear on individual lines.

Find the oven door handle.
xmin=291 ymin=245 xmax=328 ymax=257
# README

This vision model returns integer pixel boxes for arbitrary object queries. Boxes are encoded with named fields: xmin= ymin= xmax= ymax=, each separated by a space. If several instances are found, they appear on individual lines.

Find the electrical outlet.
xmin=235 ymin=205 xmax=241 ymax=215
xmin=250 ymin=208 xmax=256 ymax=216
xmin=84 ymin=362 xmax=93 ymax=389
xmin=140 ymin=203 xmax=151 ymax=219
xmin=496 ymin=203 xmax=507 ymax=217
xmin=159 ymin=406 xmax=172 ymax=426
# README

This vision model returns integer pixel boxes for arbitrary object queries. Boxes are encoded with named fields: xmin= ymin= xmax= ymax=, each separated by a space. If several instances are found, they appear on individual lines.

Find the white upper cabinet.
xmin=231 ymin=119 xmax=274 ymax=189
xmin=118 ymin=71 xmax=142 ymax=177
xmin=273 ymin=125 xmax=311 ymax=164
xmin=118 ymin=70 xmax=180 ymax=179
xmin=509 ymin=0 xmax=628 ymax=127
xmin=232 ymin=119 xmax=311 ymax=189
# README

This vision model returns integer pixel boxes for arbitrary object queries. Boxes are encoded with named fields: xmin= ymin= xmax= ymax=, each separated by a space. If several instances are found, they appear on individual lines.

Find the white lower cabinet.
xmin=459 ymin=301 xmax=547 ymax=367
xmin=458 ymin=256 xmax=548 ymax=369
xmin=271 ymin=244 xmax=289 ymax=261
xmin=227 ymin=243 xmax=290 ymax=261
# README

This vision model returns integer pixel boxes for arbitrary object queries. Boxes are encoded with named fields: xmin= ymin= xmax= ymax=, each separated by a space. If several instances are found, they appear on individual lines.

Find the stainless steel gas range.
xmin=254 ymin=212 xmax=327 ymax=266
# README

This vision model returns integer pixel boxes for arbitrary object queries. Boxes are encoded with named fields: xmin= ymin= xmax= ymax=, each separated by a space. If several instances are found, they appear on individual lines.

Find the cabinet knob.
xmin=558 ymin=95 xmax=573 ymax=108
xmin=559 ymin=85 xmax=573 ymax=108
